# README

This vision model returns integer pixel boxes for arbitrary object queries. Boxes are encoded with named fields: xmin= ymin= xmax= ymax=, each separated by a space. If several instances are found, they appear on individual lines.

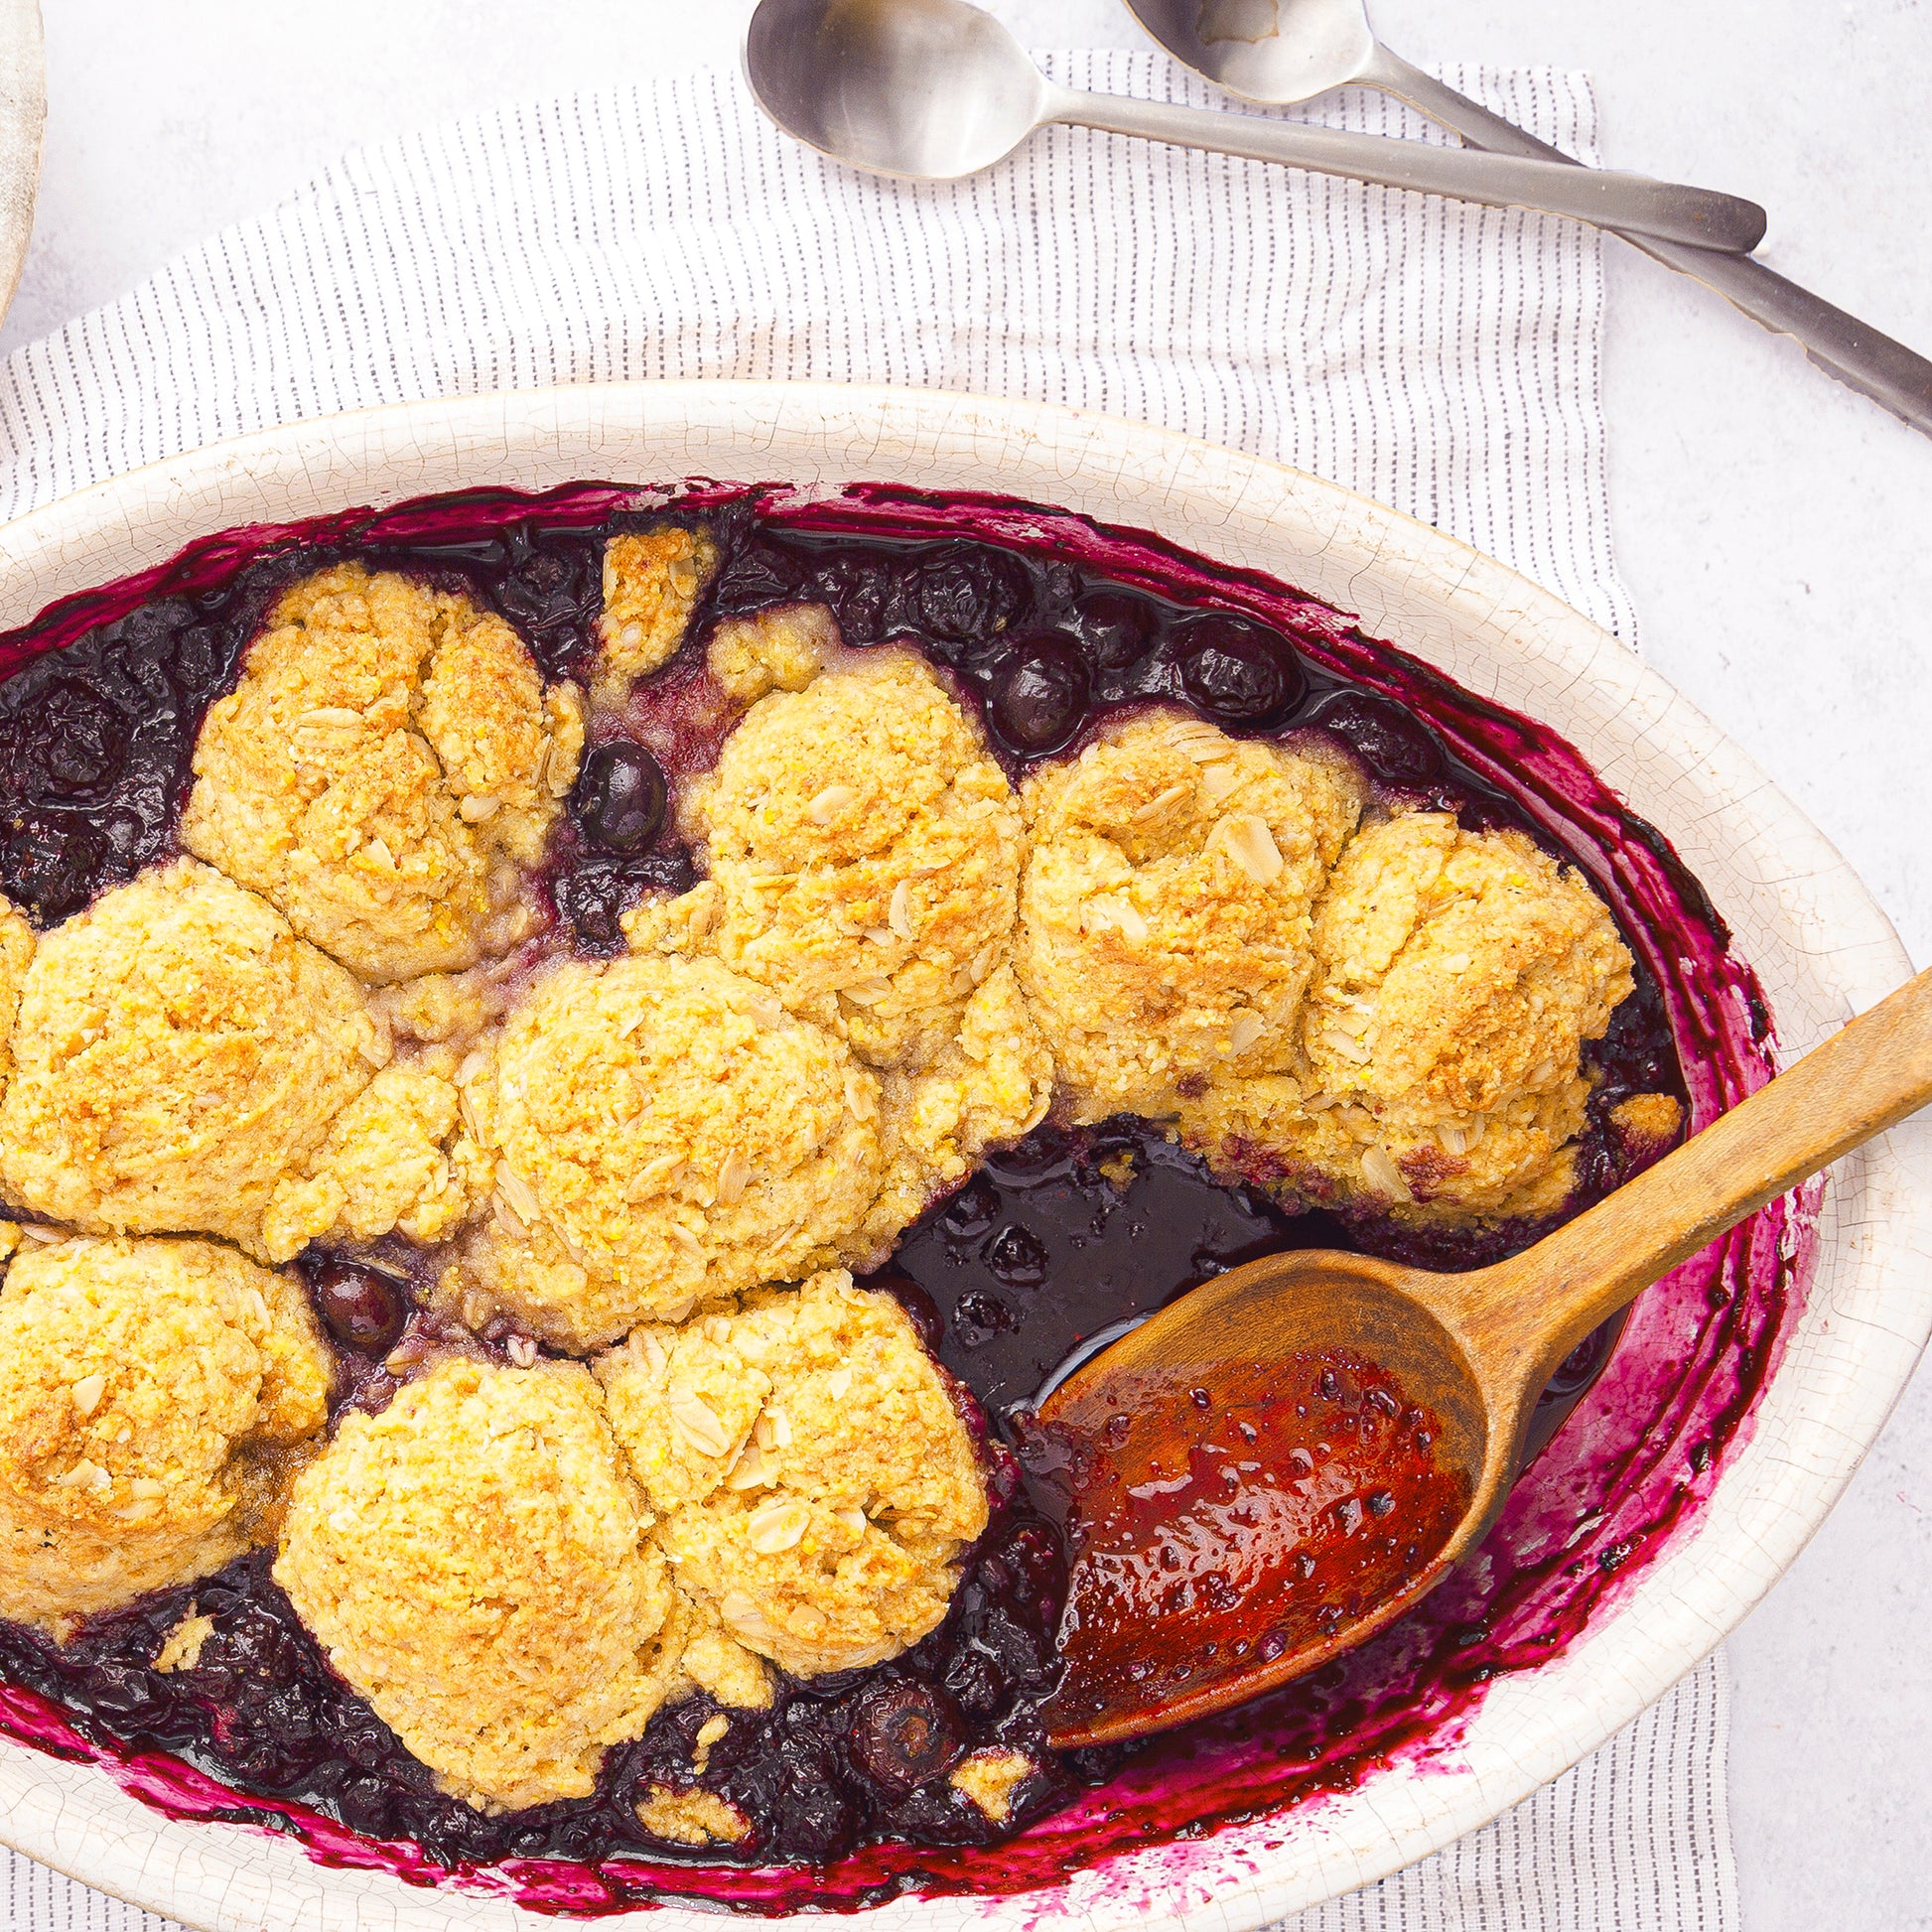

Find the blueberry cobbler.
xmin=0 ymin=483 xmax=1756 ymax=1909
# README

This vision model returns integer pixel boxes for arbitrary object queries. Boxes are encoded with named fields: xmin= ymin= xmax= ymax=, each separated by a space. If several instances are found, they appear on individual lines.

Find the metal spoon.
xmin=1126 ymin=0 xmax=1932 ymax=436
xmin=1036 ymin=960 xmax=1932 ymax=1748
xmin=744 ymin=0 xmax=1765 ymax=253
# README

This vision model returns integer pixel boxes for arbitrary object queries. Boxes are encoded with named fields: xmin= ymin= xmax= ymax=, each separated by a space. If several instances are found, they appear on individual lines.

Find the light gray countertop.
xmin=10 ymin=4 xmax=1929 ymax=1925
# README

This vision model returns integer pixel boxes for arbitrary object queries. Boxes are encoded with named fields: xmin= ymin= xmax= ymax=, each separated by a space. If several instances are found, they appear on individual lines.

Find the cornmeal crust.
xmin=656 ymin=648 xmax=1052 ymax=1254
xmin=0 ymin=1235 xmax=329 ymax=1632
xmin=705 ymin=602 xmax=839 ymax=705
xmin=181 ymin=564 xmax=584 ymax=983
xmin=275 ymin=1356 xmax=682 ymax=1814
xmin=598 ymin=1272 xmax=988 ymax=1677
xmin=259 ymin=1062 xmax=475 ymax=1265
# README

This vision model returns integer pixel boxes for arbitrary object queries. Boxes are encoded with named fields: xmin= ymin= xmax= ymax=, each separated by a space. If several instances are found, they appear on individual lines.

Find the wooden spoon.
xmin=1036 ymin=962 xmax=1932 ymax=1750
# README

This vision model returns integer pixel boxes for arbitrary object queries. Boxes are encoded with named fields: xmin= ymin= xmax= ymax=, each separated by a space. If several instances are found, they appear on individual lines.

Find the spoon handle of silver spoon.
xmin=1363 ymin=46 xmax=1932 ymax=436
xmin=1037 ymin=82 xmax=1765 ymax=253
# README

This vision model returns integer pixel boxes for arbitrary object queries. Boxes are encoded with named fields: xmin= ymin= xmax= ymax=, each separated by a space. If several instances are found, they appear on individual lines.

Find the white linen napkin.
xmin=0 ymin=51 xmax=1734 ymax=1932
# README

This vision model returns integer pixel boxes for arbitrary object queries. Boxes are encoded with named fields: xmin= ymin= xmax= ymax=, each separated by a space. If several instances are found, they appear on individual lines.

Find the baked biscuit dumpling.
xmin=685 ymin=649 xmax=1027 ymax=1072
xmin=181 ymin=563 xmax=584 ymax=983
xmin=259 ymin=1062 xmax=474 ymax=1265
xmin=0 ymin=1235 xmax=330 ymax=1632
xmin=596 ymin=523 xmax=719 ymax=706
xmin=856 ymin=964 xmax=1054 ymax=1258
xmin=276 ymin=1357 xmax=683 ymax=1814
xmin=1017 ymin=714 xmax=1365 ymax=1121
xmin=452 ymin=953 xmax=888 ymax=1352
xmin=1181 ymin=812 xmax=1635 ymax=1217
xmin=0 ymin=861 xmax=385 ymax=1257
xmin=598 ymin=1271 xmax=989 ymax=1677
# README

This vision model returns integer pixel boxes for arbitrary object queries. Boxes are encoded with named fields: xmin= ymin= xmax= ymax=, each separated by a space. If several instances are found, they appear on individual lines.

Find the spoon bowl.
xmin=1035 ymin=1247 xmax=1493 ymax=1747
xmin=1125 ymin=0 xmax=1377 ymax=106
xmin=746 ymin=0 xmax=1045 ymax=180
xmin=1039 ymin=957 xmax=1932 ymax=1748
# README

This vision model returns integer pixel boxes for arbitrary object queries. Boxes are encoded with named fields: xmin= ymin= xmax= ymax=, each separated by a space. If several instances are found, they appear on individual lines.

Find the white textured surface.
xmin=0 ymin=6 xmax=1927 ymax=1930
xmin=0 ymin=0 xmax=42 ymax=324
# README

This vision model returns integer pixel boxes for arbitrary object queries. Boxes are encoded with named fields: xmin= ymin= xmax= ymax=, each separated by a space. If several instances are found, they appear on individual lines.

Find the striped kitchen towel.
xmin=0 ymin=49 xmax=1730 ymax=1931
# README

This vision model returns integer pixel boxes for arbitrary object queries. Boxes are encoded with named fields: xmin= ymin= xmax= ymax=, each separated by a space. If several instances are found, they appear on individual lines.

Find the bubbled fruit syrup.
xmin=0 ymin=479 xmax=1797 ymax=1916
xmin=1027 ymin=1350 xmax=1470 ymax=1741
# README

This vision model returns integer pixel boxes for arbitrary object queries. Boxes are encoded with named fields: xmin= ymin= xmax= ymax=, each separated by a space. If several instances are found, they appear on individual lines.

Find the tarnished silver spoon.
xmin=744 ymin=0 xmax=1765 ymax=252
xmin=1125 ymin=0 xmax=1932 ymax=435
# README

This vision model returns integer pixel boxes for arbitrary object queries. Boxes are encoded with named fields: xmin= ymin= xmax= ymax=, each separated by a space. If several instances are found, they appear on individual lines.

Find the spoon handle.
xmin=1362 ymin=46 xmax=1932 ymax=436
xmin=1467 ymin=963 xmax=1932 ymax=1389
xmin=1037 ymin=84 xmax=1766 ymax=254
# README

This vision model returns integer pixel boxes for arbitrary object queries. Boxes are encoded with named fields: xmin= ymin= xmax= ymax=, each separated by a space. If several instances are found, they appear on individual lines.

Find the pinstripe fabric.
xmin=0 ymin=52 xmax=1734 ymax=1931
xmin=0 ymin=55 xmax=1631 ymax=637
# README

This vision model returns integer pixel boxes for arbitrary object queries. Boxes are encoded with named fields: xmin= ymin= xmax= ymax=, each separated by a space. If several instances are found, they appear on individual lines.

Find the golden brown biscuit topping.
xmin=0 ymin=1234 xmax=329 ymax=1633
xmin=598 ymin=1272 xmax=988 ymax=1677
xmin=1179 ymin=811 xmax=1634 ymax=1218
xmin=181 ymin=564 xmax=583 ymax=983
xmin=275 ymin=1356 xmax=682 ymax=1813
xmin=1016 ymin=713 xmax=1365 ymax=1121
xmin=0 ymin=860 xmax=386 ymax=1257
xmin=448 ymin=952 xmax=888 ymax=1350
xmin=685 ymin=649 xmax=1027 ymax=1072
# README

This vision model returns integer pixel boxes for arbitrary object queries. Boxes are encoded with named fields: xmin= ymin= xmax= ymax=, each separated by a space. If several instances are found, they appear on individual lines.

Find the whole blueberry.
xmin=878 ymin=1276 xmax=946 ymax=1354
xmin=991 ymin=633 xmax=1090 ymax=753
xmin=304 ymin=1257 xmax=409 ymax=1357
xmin=555 ymin=861 xmax=633 ymax=951
xmin=816 ymin=554 xmax=897 ymax=645
xmin=1306 ymin=690 xmax=1444 ymax=784
xmin=23 ymin=678 xmax=127 ymax=797
xmin=845 ymin=1676 xmax=964 ymax=1798
xmin=0 ymin=811 xmax=109 ymax=924
xmin=982 ymin=1223 xmax=1049 ymax=1289
xmin=913 ymin=544 xmax=1032 ymax=649
xmin=1076 ymin=588 xmax=1161 ymax=670
xmin=1173 ymin=614 xmax=1304 ymax=726
xmin=166 ymin=622 xmax=227 ymax=698
xmin=571 ymin=741 xmax=667 ymax=856
xmin=939 ymin=1647 xmax=1007 ymax=1719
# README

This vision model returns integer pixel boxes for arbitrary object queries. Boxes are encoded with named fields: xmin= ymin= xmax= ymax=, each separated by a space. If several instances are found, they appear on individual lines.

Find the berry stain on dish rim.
xmin=0 ymin=479 xmax=1801 ymax=1915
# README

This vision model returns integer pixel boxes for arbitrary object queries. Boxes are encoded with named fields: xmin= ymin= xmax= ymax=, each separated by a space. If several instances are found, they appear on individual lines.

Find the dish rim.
xmin=0 ymin=377 xmax=1923 ymax=1932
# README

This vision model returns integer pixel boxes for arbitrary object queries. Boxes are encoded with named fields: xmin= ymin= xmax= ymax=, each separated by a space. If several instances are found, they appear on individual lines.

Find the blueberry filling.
xmin=0 ymin=482 xmax=1701 ymax=1892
